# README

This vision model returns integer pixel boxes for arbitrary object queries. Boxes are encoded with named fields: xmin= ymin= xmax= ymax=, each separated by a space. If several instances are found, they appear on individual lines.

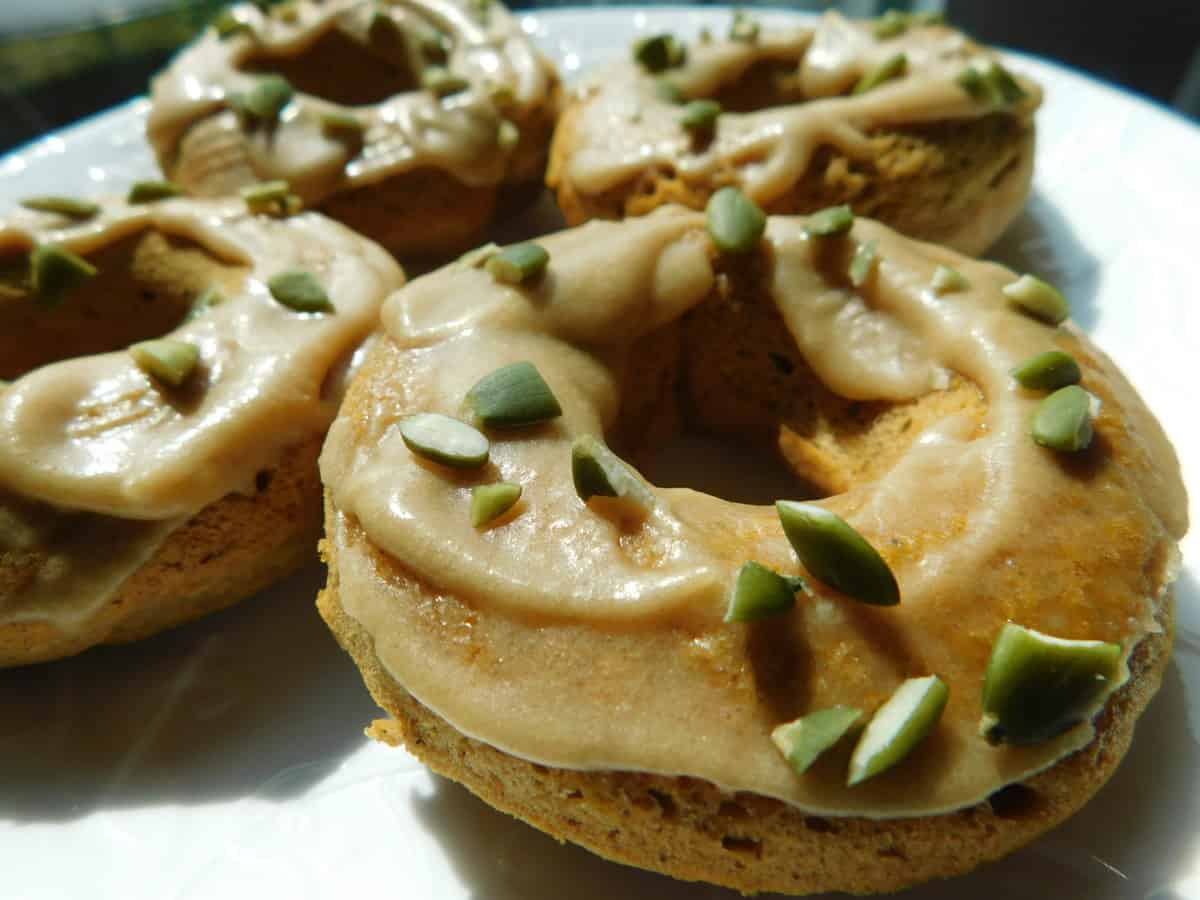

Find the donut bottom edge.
xmin=0 ymin=434 xmax=325 ymax=668
xmin=316 ymin=509 xmax=1174 ymax=897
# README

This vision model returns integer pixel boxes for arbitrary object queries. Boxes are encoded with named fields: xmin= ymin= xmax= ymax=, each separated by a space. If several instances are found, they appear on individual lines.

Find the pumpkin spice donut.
xmin=147 ymin=0 xmax=559 ymax=258
xmin=548 ymin=10 xmax=1041 ymax=255
xmin=0 ymin=192 xmax=403 ymax=667
xmin=318 ymin=200 xmax=1186 ymax=894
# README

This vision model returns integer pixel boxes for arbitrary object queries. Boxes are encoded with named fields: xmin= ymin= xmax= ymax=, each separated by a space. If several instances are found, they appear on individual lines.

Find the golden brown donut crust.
xmin=0 ymin=205 xmax=397 ymax=666
xmin=318 ymin=525 xmax=1172 ymax=896
xmin=151 ymin=0 xmax=562 ymax=260
xmin=549 ymin=102 xmax=1034 ymax=258
xmin=2 ymin=435 xmax=322 ymax=667
xmin=315 ymin=211 xmax=1182 ymax=894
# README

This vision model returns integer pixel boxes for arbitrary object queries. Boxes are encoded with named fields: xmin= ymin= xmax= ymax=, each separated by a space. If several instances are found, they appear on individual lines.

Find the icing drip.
xmin=563 ymin=12 xmax=1040 ymax=204
xmin=0 ymin=197 xmax=404 ymax=629
xmin=323 ymin=206 xmax=1185 ymax=816
xmin=148 ymin=0 xmax=555 ymax=202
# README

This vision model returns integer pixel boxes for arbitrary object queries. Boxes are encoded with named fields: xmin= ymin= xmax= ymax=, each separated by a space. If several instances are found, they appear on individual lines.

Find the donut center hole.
xmin=0 ymin=230 xmax=246 ymax=381
xmin=640 ymin=431 xmax=821 ymax=504
xmin=614 ymin=252 xmax=985 ymax=503
xmin=239 ymin=25 xmax=420 ymax=106
xmin=708 ymin=58 xmax=808 ymax=113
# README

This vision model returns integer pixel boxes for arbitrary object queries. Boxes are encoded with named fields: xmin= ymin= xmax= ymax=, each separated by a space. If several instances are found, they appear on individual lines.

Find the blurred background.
xmin=0 ymin=0 xmax=1196 ymax=153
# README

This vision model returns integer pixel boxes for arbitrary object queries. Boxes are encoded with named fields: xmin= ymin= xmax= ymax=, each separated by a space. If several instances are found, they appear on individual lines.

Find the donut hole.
xmin=708 ymin=58 xmax=808 ymax=112
xmin=618 ymin=248 xmax=986 ymax=503
xmin=0 ymin=230 xmax=247 ymax=381
xmin=239 ymin=26 xmax=420 ymax=107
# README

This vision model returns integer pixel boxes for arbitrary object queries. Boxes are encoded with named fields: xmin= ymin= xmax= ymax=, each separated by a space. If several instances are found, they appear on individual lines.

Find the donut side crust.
xmin=317 ymin=517 xmax=1173 ymax=896
xmin=548 ymin=107 xmax=1034 ymax=256
xmin=0 ymin=434 xmax=323 ymax=668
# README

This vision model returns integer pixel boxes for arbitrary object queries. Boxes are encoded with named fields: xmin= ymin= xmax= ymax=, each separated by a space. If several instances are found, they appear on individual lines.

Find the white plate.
xmin=2 ymin=8 xmax=1199 ymax=899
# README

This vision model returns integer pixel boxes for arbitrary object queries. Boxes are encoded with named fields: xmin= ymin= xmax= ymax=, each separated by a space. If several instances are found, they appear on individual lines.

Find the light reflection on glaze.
xmin=147 ymin=0 xmax=556 ymax=203
xmin=323 ymin=206 xmax=1185 ymax=816
xmin=0 ymin=197 xmax=404 ymax=628
xmin=562 ymin=12 xmax=1040 ymax=208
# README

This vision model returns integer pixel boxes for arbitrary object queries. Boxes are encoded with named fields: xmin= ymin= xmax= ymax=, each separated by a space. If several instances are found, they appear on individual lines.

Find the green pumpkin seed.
xmin=1011 ymin=350 xmax=1081 ymax=391
xmin=321 ymin=111 xmax=365 ymax=142
xmin=679 ymin=99 xmax=721 ymax=133
xmin=957 ymin=61 xmax=1026 ymax=107
xmin=127 ymin=180 xmax=182 ymax=204
xmin=633 ymin=34 xmax=686 ymax=73
xmin=234 ymin=75 xmax=293 ymax=124
xmin=873 ymin=10 xmax=944 ymax=40
xmin=776 ymin=501 xmax=899 ymax=606
xmin=981 ymin=623 xmax=1121 ymax=745
xmin=724 ymin=561 xmax=800 ymax=622
xmin=706 ymin=187 xmax=766 ymax=255
xmin=272 ymin=2 xmax=300 ymax=23
xmin=267 ymin=270 xmax=334 ymax=314
xmin=1031 ymin=384 xmax=1095 ymax=452
xmin=848 ymin=239 xmax=878 ymax=287
xmin=1003 ymin=274 xmax=1070 ymax=324
xmin=30 ymin=244 xmax=96 ymax=307
xmin=241 ymin=180 xmax=303 ymax=216
xmin=471 ymin=482 xmax=522 ymax=527
xmin=847 ymin=675 xmax=948 ymax=786
xmin=466 ymin=361 xmax=562 ymax=429
xmin=486 ymin=242 xmax=550 ymax=284
xmin=729 ymin=10 xmax=760 ymax=43
xmin=804 ymin=204 xmax=854 ymax=238
xmin=213 ymin=8 xmax=253 ymax=39
xmin=853 ymin=53 xmax=907 ymax=95
xmin=129 ymin=339 xmax=200 ymax=388
xmin=772 ymin=707 xmax=862 ymax=775
xmin=21 ymin=196 xmax=100 ymax=220
xmin=930 ymin=265 xmax=969 ymax=295
xmin=571 ymin=434 xmax=655 ymax=520
xmin=400 ymin=413 xmax=489 ymax=469
xmin=422 ymin=67 xmax=470 ymax=98
xmin=185 ymin=285 xmax=225 ymax=322
xmin=872 ymin=10 xmax=909 ymax=39
xmin=655 ymin=79 xmax=684 ymax=104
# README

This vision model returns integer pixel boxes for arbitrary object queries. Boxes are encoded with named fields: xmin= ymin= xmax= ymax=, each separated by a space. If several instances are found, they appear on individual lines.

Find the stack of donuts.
xmin=0 ymin=3 xmax=1186 ymax=896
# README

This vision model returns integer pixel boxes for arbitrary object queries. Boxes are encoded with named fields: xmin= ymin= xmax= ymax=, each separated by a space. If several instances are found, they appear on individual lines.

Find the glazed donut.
xmin=548 ymin=10 xmax=1041 ymax=255
xmin=0 ymin=194 xmax=403 ymax=666
xmin=147 ymin=0 xmax=559 ymax=257
xmin=318 ymin=203 xmax=1186 ymax=894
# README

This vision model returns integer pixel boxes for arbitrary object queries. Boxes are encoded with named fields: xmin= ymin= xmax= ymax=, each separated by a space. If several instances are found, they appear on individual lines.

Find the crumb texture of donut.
xmin=0 ymin=197 xmax=404 ymax=665
xmin=318 ymin=207 xmax=1185 ymax=890
xmin=319 ymin=565 xmax=1172 ymax=895
xmin=548 ymin=11 xmax=1040 ymax=255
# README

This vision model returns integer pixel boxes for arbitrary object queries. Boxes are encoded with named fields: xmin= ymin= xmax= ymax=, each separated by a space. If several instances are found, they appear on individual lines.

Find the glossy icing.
xmin=0 ymin=197 xmax=404 ymax=628
xmin=561 ymin=12 xmax=1040 ymax=207
xmin=147 ymin=0 xmax=556 ymax=202
xmin=324 ymin=207 xmax=1185 ymax=816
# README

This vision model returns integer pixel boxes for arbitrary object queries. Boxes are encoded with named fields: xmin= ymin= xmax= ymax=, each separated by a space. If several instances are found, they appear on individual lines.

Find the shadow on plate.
xmin=409 ymin=571 xmax=1200 ymax=900
xmin=988 ymin=190 xmax=1101 ymax=332
xmin=0 ymin=560 xmax=381 ymax=823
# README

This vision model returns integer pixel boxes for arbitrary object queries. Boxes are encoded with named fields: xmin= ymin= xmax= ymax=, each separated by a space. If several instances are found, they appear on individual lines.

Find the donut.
xmin=147 ymin=0 xmax=559 ymax=258
xmin=317 ymin=201 xmax=1186 ymax=893
xmin=548 ymin=10 xmax=1041 ymax=255
xmin=0 ymin=192 xmax=403 ymax=667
